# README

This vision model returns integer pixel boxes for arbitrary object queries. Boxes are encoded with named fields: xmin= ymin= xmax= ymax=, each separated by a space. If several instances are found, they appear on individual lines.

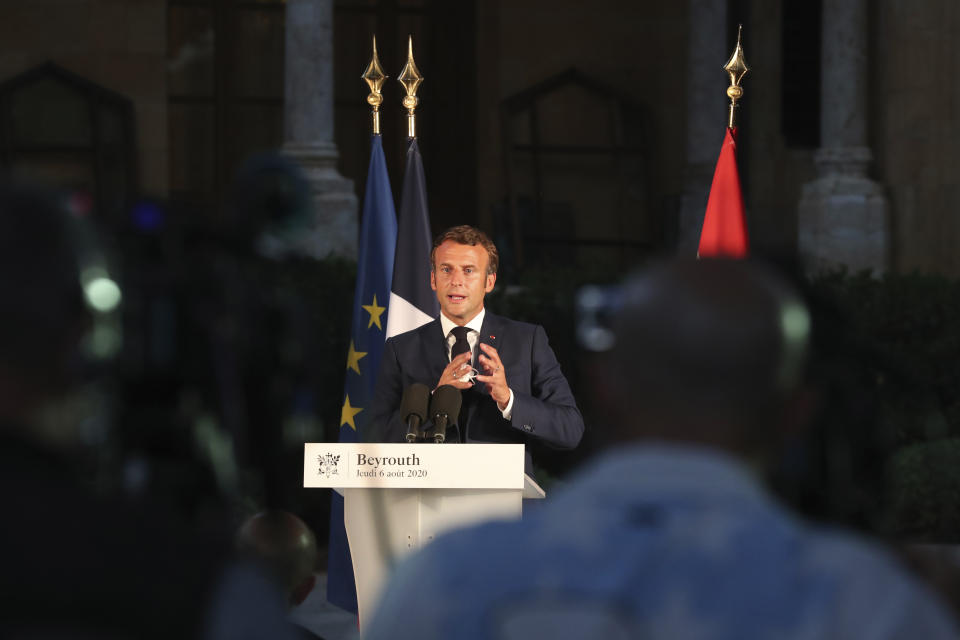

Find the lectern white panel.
xmin=343 ymin=487 xmax=523 ymax=629
xmin=418 ymin=488 xmax=522 ymax=544
xmin=305 ymin=442 xmax=543 ymax=632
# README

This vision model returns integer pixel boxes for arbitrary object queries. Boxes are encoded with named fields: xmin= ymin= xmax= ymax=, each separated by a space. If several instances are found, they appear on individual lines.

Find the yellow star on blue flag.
xmin=362 ymin=294 xmax=387 ymax=330
xmin=340 ymin=394 xmax=363 ymax=430
xmin=346 ymin=341 xmax=367 ymax=374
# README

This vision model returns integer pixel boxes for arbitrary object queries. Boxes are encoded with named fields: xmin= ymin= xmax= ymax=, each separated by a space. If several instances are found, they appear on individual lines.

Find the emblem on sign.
xmin=318 ymin=452 xmax=341 ymax=478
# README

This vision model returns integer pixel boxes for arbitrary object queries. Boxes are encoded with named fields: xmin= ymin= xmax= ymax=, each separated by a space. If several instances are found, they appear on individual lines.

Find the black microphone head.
xmin=401 ymin=383 xmax=431 ymax=422
xmin=430 ymin=384 xmax=462 ymax=426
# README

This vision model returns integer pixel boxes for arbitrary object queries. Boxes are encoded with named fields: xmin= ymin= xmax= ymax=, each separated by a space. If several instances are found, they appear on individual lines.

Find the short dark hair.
xmin=606 ymin=258 xmax=810 ymax=426
xmin=430 ymin=225 xmax=499 ymax=275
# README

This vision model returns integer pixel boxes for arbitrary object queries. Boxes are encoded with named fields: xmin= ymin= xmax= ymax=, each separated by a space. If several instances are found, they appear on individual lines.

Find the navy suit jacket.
xmin=365 ymin=312 xmax=584 ymax=472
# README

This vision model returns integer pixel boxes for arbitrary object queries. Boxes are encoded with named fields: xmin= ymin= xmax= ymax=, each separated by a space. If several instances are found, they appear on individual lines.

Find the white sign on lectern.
xmin=304 ymin=442 xmax=526 ymax=489
xmin=304 ymin=442 xmax=544 ymax=632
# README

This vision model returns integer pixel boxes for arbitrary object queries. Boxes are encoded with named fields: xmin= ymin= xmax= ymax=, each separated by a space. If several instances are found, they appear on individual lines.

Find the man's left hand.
xmin=476 ymin=343 xmax=510 ymax=410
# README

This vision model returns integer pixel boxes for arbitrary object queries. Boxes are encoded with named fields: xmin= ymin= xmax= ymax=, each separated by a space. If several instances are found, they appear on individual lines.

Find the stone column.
xmin=677 ymin=0 xmax=728 ymax=253
xmin=798 ymin=0 xmax=888 ymax=274
xmin=280 ymin=0 xmax=358 ymax=259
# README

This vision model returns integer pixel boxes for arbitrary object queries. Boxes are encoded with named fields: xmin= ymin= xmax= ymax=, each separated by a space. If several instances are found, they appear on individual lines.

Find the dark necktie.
xmin=451 ymin=326 xmax=471 ymax=360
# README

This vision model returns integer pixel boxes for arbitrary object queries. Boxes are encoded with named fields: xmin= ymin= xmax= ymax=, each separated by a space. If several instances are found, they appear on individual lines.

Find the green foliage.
xmin=807 ymin=270 xmax=960 ymax=540
xmin=887 ymin=438 xmax=960 ymax=542
xmin=812 ymin=270 xmax=960 ymax=447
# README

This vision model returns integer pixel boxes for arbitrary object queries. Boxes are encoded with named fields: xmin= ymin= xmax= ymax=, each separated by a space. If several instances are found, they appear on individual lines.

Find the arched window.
xmin=500 ymin=68 xmax=653 ymax=272
xmin=168 ymin=0 xmax=285 ymax=218
xmin=0 ymin=62 xmax=137 ymax=223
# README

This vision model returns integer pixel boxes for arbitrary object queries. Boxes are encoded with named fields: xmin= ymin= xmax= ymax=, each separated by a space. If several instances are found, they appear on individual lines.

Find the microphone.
xmin=400 ymin=383 xmax=430 ymax=443
xmin=428 ymin=385 xmax=462 ymax=443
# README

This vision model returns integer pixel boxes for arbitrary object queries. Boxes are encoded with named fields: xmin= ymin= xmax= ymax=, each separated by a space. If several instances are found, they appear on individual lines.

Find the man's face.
xmin=430 ymin=240 xmax=496 ymax=325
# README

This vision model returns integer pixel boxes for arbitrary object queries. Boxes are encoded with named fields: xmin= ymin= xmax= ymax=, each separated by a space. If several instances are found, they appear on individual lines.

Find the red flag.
xmin=698 ymin=127 xmax=748 ymax=258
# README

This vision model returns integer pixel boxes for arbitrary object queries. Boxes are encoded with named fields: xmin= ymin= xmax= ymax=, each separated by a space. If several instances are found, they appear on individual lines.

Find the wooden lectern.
xmin=304 ymin=442 xmax=545 ymax=631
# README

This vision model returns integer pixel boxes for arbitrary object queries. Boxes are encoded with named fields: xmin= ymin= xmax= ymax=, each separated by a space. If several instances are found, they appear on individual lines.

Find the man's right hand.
xmin=436 ymin=352 xmax=474 ymax=391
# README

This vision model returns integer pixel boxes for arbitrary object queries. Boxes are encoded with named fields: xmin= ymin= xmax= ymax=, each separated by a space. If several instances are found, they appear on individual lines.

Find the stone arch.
xmin=0 ymin=61 xmax=137 ymax=224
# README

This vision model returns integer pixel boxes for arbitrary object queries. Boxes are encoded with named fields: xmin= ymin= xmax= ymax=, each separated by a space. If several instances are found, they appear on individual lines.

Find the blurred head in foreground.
xmin=236 ymin=510 xmax=318 ymax=609
xmin=594 ymin=257 xmax=812 ymax=460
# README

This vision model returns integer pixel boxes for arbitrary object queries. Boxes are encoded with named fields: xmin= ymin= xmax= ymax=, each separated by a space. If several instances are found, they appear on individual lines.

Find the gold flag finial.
xmin=362 ymin=35 xmax=387 ymax=135
xmin=723 ymin=25 xmax=750 ymax=129
xmin=398 ymin=35 xmax=423 ymax=139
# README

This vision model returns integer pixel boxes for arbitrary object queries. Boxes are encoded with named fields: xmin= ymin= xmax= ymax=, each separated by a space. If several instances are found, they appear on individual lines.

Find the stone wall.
xmin=0 ymin=0 xmax=168 ymax=196
xmin=876 ymin=0 xmax=960 ymax=276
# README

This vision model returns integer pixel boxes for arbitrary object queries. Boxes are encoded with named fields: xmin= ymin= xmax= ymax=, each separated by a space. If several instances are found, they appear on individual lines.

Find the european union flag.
xmin=326 ymin=134 xmax=397 ymax=613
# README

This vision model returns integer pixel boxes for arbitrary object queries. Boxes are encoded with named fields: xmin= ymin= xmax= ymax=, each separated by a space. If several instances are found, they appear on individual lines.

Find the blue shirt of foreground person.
xmin=365 ymin=225 xmax=584 ymax=473
xmin=365 ymin=259 xmax=959 ymax=640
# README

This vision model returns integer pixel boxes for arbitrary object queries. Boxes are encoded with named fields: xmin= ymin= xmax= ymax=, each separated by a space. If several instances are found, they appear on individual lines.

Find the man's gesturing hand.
xmin=476 ymin=343 xmax=510 ymax=410
xmin=436 ymin=351 xmax=475 ymax=391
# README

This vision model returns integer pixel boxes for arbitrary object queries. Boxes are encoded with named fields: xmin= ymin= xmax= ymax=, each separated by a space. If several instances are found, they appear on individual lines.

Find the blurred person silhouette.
xmin=118 ymin=152 xmax=328 ymax=526
xmin=177 ymin=152 xmax=318 ymax=510
xmin=365 ymin=258 xmax=958 ymax=639
xmin=0 ymin=179 xmax=297 ymax=639
xmin=237 ymin=510 xmax=328 ymax=640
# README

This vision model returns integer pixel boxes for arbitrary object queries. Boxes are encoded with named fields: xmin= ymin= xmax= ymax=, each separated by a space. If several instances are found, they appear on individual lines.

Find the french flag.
xmin=386 ymin=138 xmax=439 ymax=338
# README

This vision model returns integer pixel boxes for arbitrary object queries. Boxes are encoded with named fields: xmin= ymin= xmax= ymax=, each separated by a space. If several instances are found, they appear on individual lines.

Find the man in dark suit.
xmin=366 ymin=225 xmax=584 ymax=472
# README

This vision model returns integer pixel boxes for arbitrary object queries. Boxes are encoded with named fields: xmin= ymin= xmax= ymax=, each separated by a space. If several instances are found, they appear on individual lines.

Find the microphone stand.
xmin=405 ymin=415 xmax=422 ymax=443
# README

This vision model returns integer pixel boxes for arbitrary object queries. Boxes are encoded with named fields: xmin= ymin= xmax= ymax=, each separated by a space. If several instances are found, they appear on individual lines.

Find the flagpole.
xmin=724 ymin=24 xmax=750 ymax=129
xmin=362 ymin=35 xmax=387 ymax=135
xmin=398 ymin=35 xmax=423 ymax=140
